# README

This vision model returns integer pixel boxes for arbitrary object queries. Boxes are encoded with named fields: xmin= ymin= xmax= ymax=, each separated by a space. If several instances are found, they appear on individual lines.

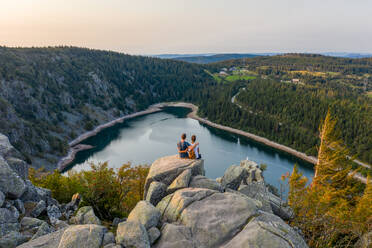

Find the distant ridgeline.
xmin=0 ymin=47 xmax=371 ymax=172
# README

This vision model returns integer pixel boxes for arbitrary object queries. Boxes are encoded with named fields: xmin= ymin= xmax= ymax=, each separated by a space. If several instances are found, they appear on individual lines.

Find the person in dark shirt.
xmin=177 ymin=133 xmax=198 ymax=158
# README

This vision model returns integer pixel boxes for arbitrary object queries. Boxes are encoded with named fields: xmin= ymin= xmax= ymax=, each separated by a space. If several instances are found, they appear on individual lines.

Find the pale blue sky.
xmin=1 ymin=0 xmax=371 ymax=54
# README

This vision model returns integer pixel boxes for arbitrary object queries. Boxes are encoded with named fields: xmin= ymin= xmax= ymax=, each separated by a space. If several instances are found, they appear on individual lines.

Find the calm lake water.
xmin=67 ymin=107 xmax=314 ymax=190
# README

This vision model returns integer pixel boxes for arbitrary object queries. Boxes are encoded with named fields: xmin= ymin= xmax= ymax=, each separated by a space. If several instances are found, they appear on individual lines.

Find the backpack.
xmin=188 ymin=146 xmax=196 ymax=159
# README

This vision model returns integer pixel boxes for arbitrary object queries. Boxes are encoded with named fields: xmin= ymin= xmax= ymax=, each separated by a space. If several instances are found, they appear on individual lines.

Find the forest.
xmin=193 ymin=54 xmax=372 ymax=171
xmin=0 ymin=48 xmax=371 ymax=173
xmin=0 ymin=46 xmax=215 ymax=167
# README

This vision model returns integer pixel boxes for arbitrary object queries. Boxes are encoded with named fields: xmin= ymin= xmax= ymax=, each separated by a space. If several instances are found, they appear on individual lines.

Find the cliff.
xmin=17 ymin=153 xmax=310 ymax=248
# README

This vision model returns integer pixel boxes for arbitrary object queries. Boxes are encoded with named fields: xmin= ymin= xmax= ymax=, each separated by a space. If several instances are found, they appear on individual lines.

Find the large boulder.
xmin=47 ymin=204 xmax=62 ymax=224
xmin=70 ymin=206 xmax=101 ymax=225
xmin=102 ymin=232 xmax=115 ymax=246
xmin=5 ymin=157 xmax=28 ymax=180
xmin=17 ymin=228 xmax=66 ymax=248
xmin=0 ymin=208 xmax=20 ymax=238
xmin=189 ymin=175 xmax=223 ymax=192
xmin=30 ymin=200 xmax=46 ymax=218
xmin=153 ymin=223 xmax=196 ymax=248
xmin=155 ymin=187 xmax=261 ymax=247
xmin=0 ymin=134 xmax=28 ymax=180
xmin=0 ymin=231 xmax=28 ymax=248
xmin=14 ymin=199 xmax=25 ymax=215
xmin=127 ymin=201 xmax=161 ymax=229
xmin=166 ymin=169 xmax=192 ymax=194
xmin=0 ymin=157 xmax=26 ymax=199
xmin=145 ymin=181 xmax=167 ymax=206
xmin=58 ymin=225 xmax=107 ymax=248
xmin=20 ymin=180 xmax=42 ymax=203
xmin=144 ymin=155 xmax=204 ymax=198
xmin=147 ymin=227 xmax=161 ymax=245
xmin=20 ymin=180 xmax=52 ymax=204
xmin=220 ymin=165 xmax=246 ymax=190
xmin=31 ymin=222 xmax=54 ymax=240
xmin=178 ymin=190 xmax=260 ymax=247
xmin=238 ymin=182 xmax=273 ymax=213
xmin=221 ymin=212 xmax=308 ymax=248
xmin=0 ymin=134 xmax=22 ymax=160
xmin=157 ymin=188 xmax=216 ymax=223
xmin=116 ymin=221 xmax=150 ymax=248
xmin=267 ymin=191 xmax=293 ymax=221
xmin=20 ymin=217 xmax=46 ymax=233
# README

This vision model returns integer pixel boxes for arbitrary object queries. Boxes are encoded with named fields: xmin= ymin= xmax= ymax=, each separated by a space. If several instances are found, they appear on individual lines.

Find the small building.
xmin=292 ymin=78 xmax=300 ymax=83
xmin=219 ymin=71 xmax=228 ymax=76
xmin=221 ymin=68 xmax=228 ymax=72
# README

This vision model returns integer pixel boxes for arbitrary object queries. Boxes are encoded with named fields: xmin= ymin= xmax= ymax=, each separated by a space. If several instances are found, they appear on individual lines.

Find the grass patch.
xmin=367 ymin=91 xmax=372 ymax=98
xmin=225 ymin=74 xmax=256 ymax=82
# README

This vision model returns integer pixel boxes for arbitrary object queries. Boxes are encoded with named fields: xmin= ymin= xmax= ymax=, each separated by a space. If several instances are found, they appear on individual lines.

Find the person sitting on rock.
xmin=177 ymin=133 xmax=198 ymax=159
xmin=188 ymin=135 xmax=201 ymax=159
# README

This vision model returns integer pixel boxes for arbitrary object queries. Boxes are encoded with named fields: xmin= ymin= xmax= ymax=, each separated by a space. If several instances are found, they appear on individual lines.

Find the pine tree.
xmin=313 ymin=110 xmax=353 ymax=191
xmin=288 ymin=111 xmax=368 ymax=247
xmin=288 ymin=164 xmax=308 ymax=208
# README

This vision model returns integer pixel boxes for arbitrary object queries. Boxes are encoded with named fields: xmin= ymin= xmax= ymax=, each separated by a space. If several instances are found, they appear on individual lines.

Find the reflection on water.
xmin=67 ymin=107 xmax=314 ymax=191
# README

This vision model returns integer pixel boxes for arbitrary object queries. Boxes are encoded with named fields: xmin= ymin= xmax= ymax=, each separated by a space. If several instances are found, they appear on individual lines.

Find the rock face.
xmin=0 ymin=207 xmax=20 ymax=238
xmin=70 ymin=206 xmax=101 ymax=225
xmin=0 ymin=133 xmax=68 ymax=247
xmin=0 ymin=156 xmax=26 ymax=199
xmin=58 ymin=225 xmax=107 ymax=248
xmin=127 ymin=201 xmax=161 ymax=229
xmin=116 ymin=221 xmax=150 ymax=248
xmin=189 ymin=175 xmax=223 ymax=192
xmin=30 ymin=200 xmax=46 ymax=218
xmin=145 ymin=182 xmax=167 ymax=206
xmin=220 ymin=165 xmax=246 ymax=190
xmin=221 ymin=212 xmax=308 ymax=248
xmin=166 ymin=168 xmax=192 ymax=193
xmin=4 ymin=140 xmax=309 ymax=248
xmin=153 ymin=223 xmax=194 ymax=248
xmin=141 ymin=155 xmax=308 ymax=248
xmin=143 ymin=155 xmax=204 ymax=198
xmin=147 ymin=227 xmax=161 ymax=245
xmin=17 ymin=228 xmax=66 ymax=248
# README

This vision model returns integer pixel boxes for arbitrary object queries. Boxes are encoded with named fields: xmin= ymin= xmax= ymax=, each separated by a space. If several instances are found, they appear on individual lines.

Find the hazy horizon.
xmin=1 ymin=0 xmax=372 ymax=55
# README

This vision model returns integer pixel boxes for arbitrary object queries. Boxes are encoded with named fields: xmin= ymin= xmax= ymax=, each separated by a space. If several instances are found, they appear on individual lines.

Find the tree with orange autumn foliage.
xmin=288 ymin=111 xmax=371 ymax=247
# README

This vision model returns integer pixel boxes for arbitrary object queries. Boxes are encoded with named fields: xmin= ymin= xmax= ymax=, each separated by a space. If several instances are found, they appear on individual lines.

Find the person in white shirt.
xmin=189 ymin=135 xmax=201 ymax=159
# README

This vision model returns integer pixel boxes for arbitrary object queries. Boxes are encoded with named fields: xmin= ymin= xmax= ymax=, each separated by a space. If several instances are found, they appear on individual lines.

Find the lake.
xmin=67 ymin=107 xmax=314 ymax=190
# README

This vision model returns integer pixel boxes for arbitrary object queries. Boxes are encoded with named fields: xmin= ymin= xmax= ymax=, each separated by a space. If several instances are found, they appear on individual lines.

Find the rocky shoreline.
xmin=57 ymin=106 xmax=163 ymax=172
xmin=57 ymin=144 xmax=94 ymax=172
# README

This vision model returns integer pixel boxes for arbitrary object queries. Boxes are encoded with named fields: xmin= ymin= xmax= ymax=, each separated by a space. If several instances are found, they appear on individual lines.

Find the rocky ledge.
xmin=0 ymin=133 xmax=83 ymax=248
xmin=2 ymin=130 xmax=309 ymax=248
xmin=17 ymin=154 xmax=308 ymax=248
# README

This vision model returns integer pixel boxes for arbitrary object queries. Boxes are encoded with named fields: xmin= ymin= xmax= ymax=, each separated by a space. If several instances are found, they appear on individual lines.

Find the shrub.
xmin=29 ymin=162 xmax=149 ymax=220
xmin=84 ymin=121 xmax=94 ymax=131
xmin=259 ymin=163 xmax=267 ymax=171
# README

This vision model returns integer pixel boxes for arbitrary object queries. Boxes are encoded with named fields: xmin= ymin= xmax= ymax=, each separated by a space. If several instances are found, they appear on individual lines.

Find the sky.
xmin=1 ymin=0 xmax=372 ymax=55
